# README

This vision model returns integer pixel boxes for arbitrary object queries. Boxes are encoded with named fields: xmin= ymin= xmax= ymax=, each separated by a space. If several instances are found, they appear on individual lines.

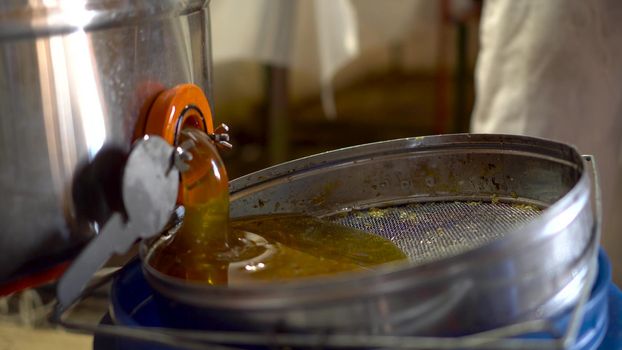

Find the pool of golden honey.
xmin=148 ymin=129 xmax=407 ymax=286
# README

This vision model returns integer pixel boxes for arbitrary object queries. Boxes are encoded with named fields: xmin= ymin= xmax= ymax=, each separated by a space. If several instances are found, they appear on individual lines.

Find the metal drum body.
xmin=143 ymin=134 xmax=598 ymax=336
xmin=0 ymin=0 xmax=212 ymax=277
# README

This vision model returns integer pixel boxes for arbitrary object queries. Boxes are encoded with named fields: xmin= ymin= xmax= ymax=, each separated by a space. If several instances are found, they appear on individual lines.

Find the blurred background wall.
xmin=209 ymin=0 xmax=481 ymax=178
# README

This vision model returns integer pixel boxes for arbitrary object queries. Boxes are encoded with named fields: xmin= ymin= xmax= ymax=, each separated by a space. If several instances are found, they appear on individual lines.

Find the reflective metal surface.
xmin=142 ymin=134 xmax=597 ymax=336
xmin=0 ymin=0 xmax=212 ymax=278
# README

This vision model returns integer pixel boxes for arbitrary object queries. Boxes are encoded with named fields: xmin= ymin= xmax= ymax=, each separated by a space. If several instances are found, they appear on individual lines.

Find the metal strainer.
xmin=327 ymin=201 xmax=541 ymax=265
xmin=142 ymin=134 xmax=598 ymax=337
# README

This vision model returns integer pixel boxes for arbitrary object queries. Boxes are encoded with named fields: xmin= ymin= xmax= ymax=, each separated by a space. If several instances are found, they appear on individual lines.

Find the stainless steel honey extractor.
xmin=0 ymin=0 xmax=212 ymax=278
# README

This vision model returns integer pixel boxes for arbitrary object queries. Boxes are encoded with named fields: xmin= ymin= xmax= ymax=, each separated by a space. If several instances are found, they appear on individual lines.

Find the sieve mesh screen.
xmin=327 ymin=201 xmax=542 ymax=265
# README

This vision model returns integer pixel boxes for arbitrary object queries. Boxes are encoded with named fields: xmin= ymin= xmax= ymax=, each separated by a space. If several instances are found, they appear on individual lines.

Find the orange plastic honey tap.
xmin=136 ymin=83 xmax=230 ymax=203
xmin=142 ymin=84 xmax=213 ymax=144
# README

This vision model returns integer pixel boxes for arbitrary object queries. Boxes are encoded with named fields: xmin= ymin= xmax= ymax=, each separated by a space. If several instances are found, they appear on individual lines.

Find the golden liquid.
xmin=148 ymin=129 xmax=407 ymax=286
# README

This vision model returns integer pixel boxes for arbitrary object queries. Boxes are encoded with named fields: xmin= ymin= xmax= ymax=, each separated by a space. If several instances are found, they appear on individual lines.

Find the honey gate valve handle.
xmin=56 ymin=135 xmax=185 ymax=313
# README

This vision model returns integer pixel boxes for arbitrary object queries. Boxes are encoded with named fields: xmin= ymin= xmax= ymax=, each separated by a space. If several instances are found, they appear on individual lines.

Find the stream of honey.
xmin=148 ymin=129 xmax=407 ymax=286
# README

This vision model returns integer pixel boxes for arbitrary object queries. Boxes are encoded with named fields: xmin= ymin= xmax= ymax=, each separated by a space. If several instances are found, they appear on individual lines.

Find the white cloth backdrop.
xmin=472 ymin=0 xmax=622 ymax=283
xmin=210 ymin=0 xmax=431 ymax=116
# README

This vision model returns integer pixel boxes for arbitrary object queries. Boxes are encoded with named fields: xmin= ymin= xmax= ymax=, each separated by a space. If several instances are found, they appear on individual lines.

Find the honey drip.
xmin=149 ymin=129 xmax=407 ymax=286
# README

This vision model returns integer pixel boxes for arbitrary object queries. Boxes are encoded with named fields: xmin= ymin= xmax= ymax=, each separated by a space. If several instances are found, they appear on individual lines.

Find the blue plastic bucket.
xmin=99 ymin=249 xmax=621 ymax=350
xmin=521 ymin=249 xmax=611 ymax=350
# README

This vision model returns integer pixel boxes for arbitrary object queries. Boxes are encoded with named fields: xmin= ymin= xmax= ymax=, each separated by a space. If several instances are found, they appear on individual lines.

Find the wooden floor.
xmin=0 ymin=324 xmax=91 ymax=350
xmin=0 ymin=283 xmax=108 ymax=350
